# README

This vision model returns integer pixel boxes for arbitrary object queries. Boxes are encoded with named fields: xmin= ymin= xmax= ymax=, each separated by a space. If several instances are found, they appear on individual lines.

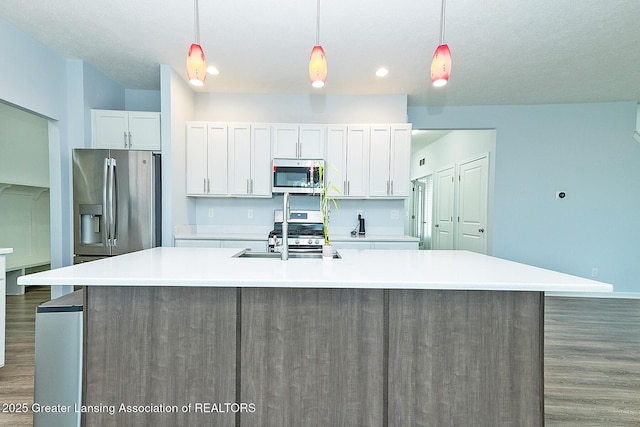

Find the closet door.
xmin=457 ymin=155 xmax=489 ymax=254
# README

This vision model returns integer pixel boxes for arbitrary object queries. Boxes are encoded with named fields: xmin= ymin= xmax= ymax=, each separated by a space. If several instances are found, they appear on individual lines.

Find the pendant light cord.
xmin=194 ymin=0 xmax=200 ymax=44
xmin=439 ymin=0 xmax=446 ymax=45
xmin=316 ymin=0 xmax=320 ymax=45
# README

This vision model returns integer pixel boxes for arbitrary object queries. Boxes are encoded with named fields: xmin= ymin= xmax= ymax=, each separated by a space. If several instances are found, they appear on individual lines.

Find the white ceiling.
xmin=1 ymin=0 xmax=639 ymax=107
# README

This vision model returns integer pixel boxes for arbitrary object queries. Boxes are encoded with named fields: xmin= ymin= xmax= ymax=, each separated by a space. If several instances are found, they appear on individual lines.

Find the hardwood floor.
xmin=0 ymin=289 xmax=638 ymax=426
xmin=0 ymin=286 xmax=49 ymax=427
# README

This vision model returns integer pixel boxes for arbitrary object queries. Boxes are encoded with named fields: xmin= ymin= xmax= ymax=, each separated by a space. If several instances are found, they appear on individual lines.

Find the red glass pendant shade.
xmin=430 ymin=43 xmax=451 ymax=87
xmin=187 ymin=43 xmax=207 ymax=87
xmin=309 ymin=45 xmax=327 ymax=88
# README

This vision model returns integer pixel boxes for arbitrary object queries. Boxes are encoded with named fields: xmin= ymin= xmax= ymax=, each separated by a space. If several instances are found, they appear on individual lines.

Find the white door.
xmin=457 ymin=155 xmax=489 ymax=254
xmin=433 ymin=166 xmax=455 ymax=250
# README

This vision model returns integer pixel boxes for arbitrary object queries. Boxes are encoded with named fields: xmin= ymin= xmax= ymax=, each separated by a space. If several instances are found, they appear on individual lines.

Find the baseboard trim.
xmin=546 ymin=291 xmax=640 ymax=300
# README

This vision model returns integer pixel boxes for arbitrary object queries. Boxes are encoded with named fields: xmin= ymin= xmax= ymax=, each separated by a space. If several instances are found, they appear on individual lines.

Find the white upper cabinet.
xmin=272 ymin=124 xmax=325 ymax=159
xmin=326 ymin=125 xmax=369 ymax=198
xmin=186 ymin=122 xmax=228 ymax=196
xmin=228 ymin=123 xmax=272 ymax=197
xmin=92 ymin=109 xmax=160 ymax=151
xmin=369 ymin=124 xmax=411 ymax=198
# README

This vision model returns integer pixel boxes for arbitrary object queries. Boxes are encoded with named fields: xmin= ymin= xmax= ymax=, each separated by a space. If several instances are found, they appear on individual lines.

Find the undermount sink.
xmin=233 ymin=250 xmax=341 ymax=259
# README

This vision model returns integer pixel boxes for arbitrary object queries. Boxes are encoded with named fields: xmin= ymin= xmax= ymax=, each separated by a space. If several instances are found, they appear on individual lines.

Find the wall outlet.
xmin=591 ymin=267 xmax=598 ymax=278
xmin=208 ymin=208 xmax=214 ymax=218
xmin=391 ymin=210 xmax=400 ymax=220
xmin=247 ymin=209 xmax=253 ymax=219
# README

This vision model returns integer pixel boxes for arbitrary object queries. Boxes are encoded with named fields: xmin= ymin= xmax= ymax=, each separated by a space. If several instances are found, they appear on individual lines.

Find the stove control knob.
xmin=308 ymin=239 xmax=313 ymax=244
xmin=295 ymin=239 xmax=300 ymax=244
xmin=314 ymin=239 xmax=320 ymax=245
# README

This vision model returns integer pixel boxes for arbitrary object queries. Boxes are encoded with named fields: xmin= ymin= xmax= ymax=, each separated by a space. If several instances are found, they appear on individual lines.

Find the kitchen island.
xmin=19 ymin=247 xmax=612 ymax=426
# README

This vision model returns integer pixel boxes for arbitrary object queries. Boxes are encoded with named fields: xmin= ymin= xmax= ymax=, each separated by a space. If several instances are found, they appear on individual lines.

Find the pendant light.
xmin=431 ymin=0 xmax=451 ymax=87
xmin=309 ymin=0 xmax=327 ymax=88
xmin=187 ymin=0 xmax=206 ymax=87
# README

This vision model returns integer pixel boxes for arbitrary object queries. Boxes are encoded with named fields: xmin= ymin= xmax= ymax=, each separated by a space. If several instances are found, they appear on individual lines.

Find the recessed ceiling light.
xmin=376 ymin=67 xmax=389 ymax=77
xmin=206 ymin=65 xmax=220 ymax=75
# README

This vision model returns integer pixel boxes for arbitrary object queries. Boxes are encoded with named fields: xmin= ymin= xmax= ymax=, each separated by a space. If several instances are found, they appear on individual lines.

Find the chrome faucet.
xmin=281 ymin=192 xmax=290 ymax=260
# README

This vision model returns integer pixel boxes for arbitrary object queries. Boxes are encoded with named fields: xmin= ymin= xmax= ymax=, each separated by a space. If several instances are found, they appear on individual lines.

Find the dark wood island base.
xmin=82 ymin=286 xmax=543 ymax=426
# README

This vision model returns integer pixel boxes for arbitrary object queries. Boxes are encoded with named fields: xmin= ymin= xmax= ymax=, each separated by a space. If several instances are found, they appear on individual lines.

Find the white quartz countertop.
xmin=18 ymin=247 xmax=612 ymax=292
xmin=0 ymin=248 xmax=13 ymax=255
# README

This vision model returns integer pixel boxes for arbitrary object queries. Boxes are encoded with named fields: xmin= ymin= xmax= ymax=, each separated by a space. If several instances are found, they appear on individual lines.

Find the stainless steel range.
xmin=268 ymin=210 xmax=325 ymax=253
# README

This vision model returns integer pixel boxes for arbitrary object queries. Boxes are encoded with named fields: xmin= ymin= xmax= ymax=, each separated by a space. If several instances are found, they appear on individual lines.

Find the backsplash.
xmin=193 ymin=196 xmax=407 ymax=235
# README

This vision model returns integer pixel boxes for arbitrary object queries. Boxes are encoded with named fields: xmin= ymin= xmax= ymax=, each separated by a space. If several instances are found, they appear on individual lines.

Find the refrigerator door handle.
xmin=111 ymin=158 xmax=118 ymax=247
xmin=103 ymin=157 xmax=110 ymax=247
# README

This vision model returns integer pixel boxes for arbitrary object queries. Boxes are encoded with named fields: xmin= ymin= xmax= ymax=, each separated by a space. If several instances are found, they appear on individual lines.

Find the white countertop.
xmin=18 ymin=247 xmax=612 ymax=292
xmin=0 ymin=248 xmax=13 ymax=255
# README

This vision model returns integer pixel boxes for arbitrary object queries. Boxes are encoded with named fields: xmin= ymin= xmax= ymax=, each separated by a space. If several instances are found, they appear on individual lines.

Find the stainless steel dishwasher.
xmin=34 ymin=289 xmax=83 ymax=427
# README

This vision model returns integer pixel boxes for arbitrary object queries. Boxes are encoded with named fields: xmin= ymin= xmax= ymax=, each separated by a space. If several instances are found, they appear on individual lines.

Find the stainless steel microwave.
xmin=272 ymin=158 xmax=324 ymax=194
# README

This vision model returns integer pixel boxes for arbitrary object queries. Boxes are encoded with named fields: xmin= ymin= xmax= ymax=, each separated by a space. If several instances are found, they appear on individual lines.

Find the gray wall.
xmin=409 ymin=102 xmax=640 ymax=294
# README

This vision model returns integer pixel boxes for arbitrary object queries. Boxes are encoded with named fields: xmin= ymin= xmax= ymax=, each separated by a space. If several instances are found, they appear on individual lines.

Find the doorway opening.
xmin=410 ymin=175 xmax=433 ymax=249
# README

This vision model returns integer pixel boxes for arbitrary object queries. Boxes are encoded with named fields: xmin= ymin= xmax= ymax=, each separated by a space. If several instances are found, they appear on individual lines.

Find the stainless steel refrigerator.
xmin=72 ymin=149 xmax=161 ymax=264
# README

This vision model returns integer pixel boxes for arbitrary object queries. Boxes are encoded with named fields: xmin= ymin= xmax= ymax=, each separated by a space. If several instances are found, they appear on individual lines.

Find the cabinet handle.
xmin=204 ymin=178 xmax=207 ymax=193
xmin=343 ymin=181 xmax=347 ymax=194
xmin=247 ymin=179 xmax=250 ymax=194
xmin=128 ymin=131 xmax=132 ymax=147
xmin=250 ymin=179 xmax=254 ymax=194
xmin=207 ymin=178 xmax=211 ymax=194
xmin=387 ymin=181 xmax=390 ymax=195
xmin=123 ymin=132 xmax=127 ymax=148
xmin=479 ymin=228 xmax=485 ymax=233
xmin=435 ymin=224 xmax=440 ymax=228
xmin=391 ymin=181 xmax=394 ymax=195
xmin=347 ymin=181 xmax=350 ymax=195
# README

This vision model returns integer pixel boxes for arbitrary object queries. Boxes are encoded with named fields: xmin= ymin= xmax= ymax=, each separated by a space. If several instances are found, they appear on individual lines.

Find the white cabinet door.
xmin=344 ymin=125 xmax=369 ymax=197
xmin=369 ymin=124 xmax=411 ymax=198
xmin=207 ymin=123 xmax=228 ymax=195
xmin=186 ymin=122 xmax=209 ymax=195
xmin=273 ymin=124 xmax=325 ymax=159
xmin=228 ymin=124 xmax=252 ymax=196
xmin=174 ymin=240 xmax=222 ymax=248
xmin=186 ymin=122 xmax=228 ymax=196
xmin=92 ymin=110 xmax=160 ymax=151
xmin=251 ymin=124 xmax=272 ymax=196
xmin=326 ymin=126 xmax=347 ymax=198
xmin=326 ymin=125 xmax=368 ymax=198
xmin=272 ymin=125 xmax=299 ymax=158
xmin=229 ymin=123 xmax=272 ymax=196
xmin=128 ymin=112 xmax=161 ymax=151
xmin=92 ymin=110 xmax=129 ymax=149
xmin=299 ymin=125 xmax=325 ymax=158
xmin=369 ymin=126 xmax=392 ymax=197
xmin=389 ymin=125 xmax=411 ymax=197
